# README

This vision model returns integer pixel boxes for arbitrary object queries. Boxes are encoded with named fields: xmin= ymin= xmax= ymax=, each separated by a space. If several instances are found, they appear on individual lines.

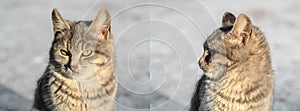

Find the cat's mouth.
xmin=65 ymin=67 xmax=77 ymax=74
xmin=69 ymin=69 xmax=81 ymax=75
xmin=71 ymin=70 xmax=80 ymax=75
xmin=66 ymin=68 xmax=97 ymax=79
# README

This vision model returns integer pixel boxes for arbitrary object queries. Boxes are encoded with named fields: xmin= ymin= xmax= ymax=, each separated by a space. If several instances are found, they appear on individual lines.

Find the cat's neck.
xmin=77 ymin=76 xmax=114 ymax=110
xmin=76 ymin=76 xmax=104 ymax=91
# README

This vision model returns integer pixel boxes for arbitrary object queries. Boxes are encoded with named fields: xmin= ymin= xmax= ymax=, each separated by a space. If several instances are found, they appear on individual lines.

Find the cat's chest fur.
xmin=201 ymin=62 xmax=273 ymax=111
xmin=39 ymin=72 xmax=115 ymax=111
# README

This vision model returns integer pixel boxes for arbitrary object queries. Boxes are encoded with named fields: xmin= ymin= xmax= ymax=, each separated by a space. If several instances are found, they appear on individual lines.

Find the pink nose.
xmin=70 ymin=65 xmax=78 ymax=72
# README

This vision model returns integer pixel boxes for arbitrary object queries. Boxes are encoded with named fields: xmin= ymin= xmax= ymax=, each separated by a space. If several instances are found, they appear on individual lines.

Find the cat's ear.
xmin=89 ymin=8 xmax=111 ymax=40
xmin=51 ymin=8 xmax=70 ymax=34
xmin=222 ymin=12 xmax=236 ymax=27
xmin=227 ymin=14 xmax=252 ymax=46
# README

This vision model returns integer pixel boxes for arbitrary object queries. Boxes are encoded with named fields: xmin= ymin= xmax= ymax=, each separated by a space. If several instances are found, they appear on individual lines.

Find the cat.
xmin=32 ymin=8 xmax=117 ymax=111
xmin=190 ymin=12 xmax=274 ymax=111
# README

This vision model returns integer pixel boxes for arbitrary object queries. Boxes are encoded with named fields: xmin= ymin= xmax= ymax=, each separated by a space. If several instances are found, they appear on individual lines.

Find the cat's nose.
xmin=70 ymin=65 xmax=78 ymax=72
xmin=199 ymin=58 xmax=206 ymax=70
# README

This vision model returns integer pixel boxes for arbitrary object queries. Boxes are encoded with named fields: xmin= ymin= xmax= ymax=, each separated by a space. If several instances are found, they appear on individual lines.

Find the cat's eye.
xmin=82 ymin=50 xmax=93 ymax=56
xmin=205 ymin=50 xmax=211 ymax=62
xmin=60 ymin=50 xmax=68 ymax=56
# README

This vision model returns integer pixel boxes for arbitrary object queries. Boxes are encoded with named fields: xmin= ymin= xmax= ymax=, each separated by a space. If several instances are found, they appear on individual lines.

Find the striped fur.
xmin=32 ymin=8 xmax=117 ymax=111
xmin=190 ymin=13 xmax=274 ymax=111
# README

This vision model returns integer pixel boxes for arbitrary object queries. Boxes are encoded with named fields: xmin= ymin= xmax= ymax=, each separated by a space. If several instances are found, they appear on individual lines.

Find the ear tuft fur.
xmin=222 ymin=12 xmax=236 ymax=27
xmin=89 ymin=8 xmax=111 ymax=40
xmin=226 ymin=14 xmax=252 ymax=46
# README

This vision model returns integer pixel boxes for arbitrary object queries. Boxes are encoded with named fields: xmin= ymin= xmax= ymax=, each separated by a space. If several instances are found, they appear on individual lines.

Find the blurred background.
xmin=1 ymin=0 xmax=300 ymax=111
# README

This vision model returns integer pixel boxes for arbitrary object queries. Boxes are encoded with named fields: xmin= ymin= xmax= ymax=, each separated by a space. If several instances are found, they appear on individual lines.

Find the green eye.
xmin=82 ymin=50 xmax=92 ymax=56
xmin=60 ymin=50 xmax=68 ymax=56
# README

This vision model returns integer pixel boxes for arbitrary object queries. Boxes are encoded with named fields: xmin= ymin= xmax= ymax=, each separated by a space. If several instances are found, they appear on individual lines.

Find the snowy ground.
xmin=1 ymin=0 xmax=300 ymax=111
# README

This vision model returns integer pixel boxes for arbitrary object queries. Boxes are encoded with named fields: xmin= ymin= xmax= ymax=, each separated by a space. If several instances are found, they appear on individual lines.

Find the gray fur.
xmin=32 ymin=8 xmax=117 ymax=111
xmin=190 ymin=12 xmax=274 ymax=111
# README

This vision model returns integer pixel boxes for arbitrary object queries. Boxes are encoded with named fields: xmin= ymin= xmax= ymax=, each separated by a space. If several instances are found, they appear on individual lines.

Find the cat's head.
xmin=49 ymin=8 xmax=113 ymax=79
xmin=199 ymin=12 xmax=255 ymax=79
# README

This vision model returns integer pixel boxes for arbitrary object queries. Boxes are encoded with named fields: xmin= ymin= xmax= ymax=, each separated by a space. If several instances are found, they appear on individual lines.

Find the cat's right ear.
xmin=225 ymin=14 xmax=252 ymax=47
xmin=89 ymin=8 xmax=111 ymax=40
xmin=51 ymin=8 xmax=70 ymax=35
xmin=222 ymin=12 xmax=236 ymax=27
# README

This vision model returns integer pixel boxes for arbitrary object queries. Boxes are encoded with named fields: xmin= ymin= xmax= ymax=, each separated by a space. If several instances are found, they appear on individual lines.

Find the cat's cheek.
xmin=54 ymin=55 xmax=69 ymax=65
xmin=89 ymin=57 xmax=108 ymax=66
xmin=199 ymin=56 xmax=209 ymax=71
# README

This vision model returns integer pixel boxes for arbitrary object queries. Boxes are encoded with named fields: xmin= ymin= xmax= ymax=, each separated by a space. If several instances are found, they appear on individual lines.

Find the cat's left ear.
xmin=222 ymin=12 xmax=236 ymax=27
xmin=227 ymin=14 xmax=252 ymax=46
xmin=89 ymin=8 xmax=111 ymax=40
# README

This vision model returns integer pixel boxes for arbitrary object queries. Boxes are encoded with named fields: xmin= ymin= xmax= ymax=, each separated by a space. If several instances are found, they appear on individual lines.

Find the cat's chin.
xmin=71 ymin=72 xmax=97 ymax=81
xmin=64 ymin=69 xmax=96 ymax=79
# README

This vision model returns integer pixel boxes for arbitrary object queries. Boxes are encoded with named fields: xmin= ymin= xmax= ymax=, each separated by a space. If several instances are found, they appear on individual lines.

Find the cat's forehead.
xmin=71 ymin=21 xmax=98 ymax=42
xmin=205 ymin=29 xmax=225 ymax=50
xmin=206 ymin=29 xmax=222 ymax=45
xmin=206 ymin=25 xmax=233 ymax=44
xmin=72 ymin=21 xmax=91 ymax=36
xmin=67 ymin=21 xmax=97 ymax=50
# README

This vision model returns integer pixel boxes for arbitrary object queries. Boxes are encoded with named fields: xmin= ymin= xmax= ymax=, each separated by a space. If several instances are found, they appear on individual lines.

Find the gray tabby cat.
xmin=32 ymin=8 xmax=117 ymax=111
xmin=190 ymin=12 xmax=274 ymax=111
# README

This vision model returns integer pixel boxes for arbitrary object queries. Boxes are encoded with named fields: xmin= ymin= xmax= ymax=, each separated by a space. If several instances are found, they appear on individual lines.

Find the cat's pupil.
xmin=82 ymin=50 xmax=92 ymax=56
xmin=60 ymin=49 xmax=69 ymax=56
